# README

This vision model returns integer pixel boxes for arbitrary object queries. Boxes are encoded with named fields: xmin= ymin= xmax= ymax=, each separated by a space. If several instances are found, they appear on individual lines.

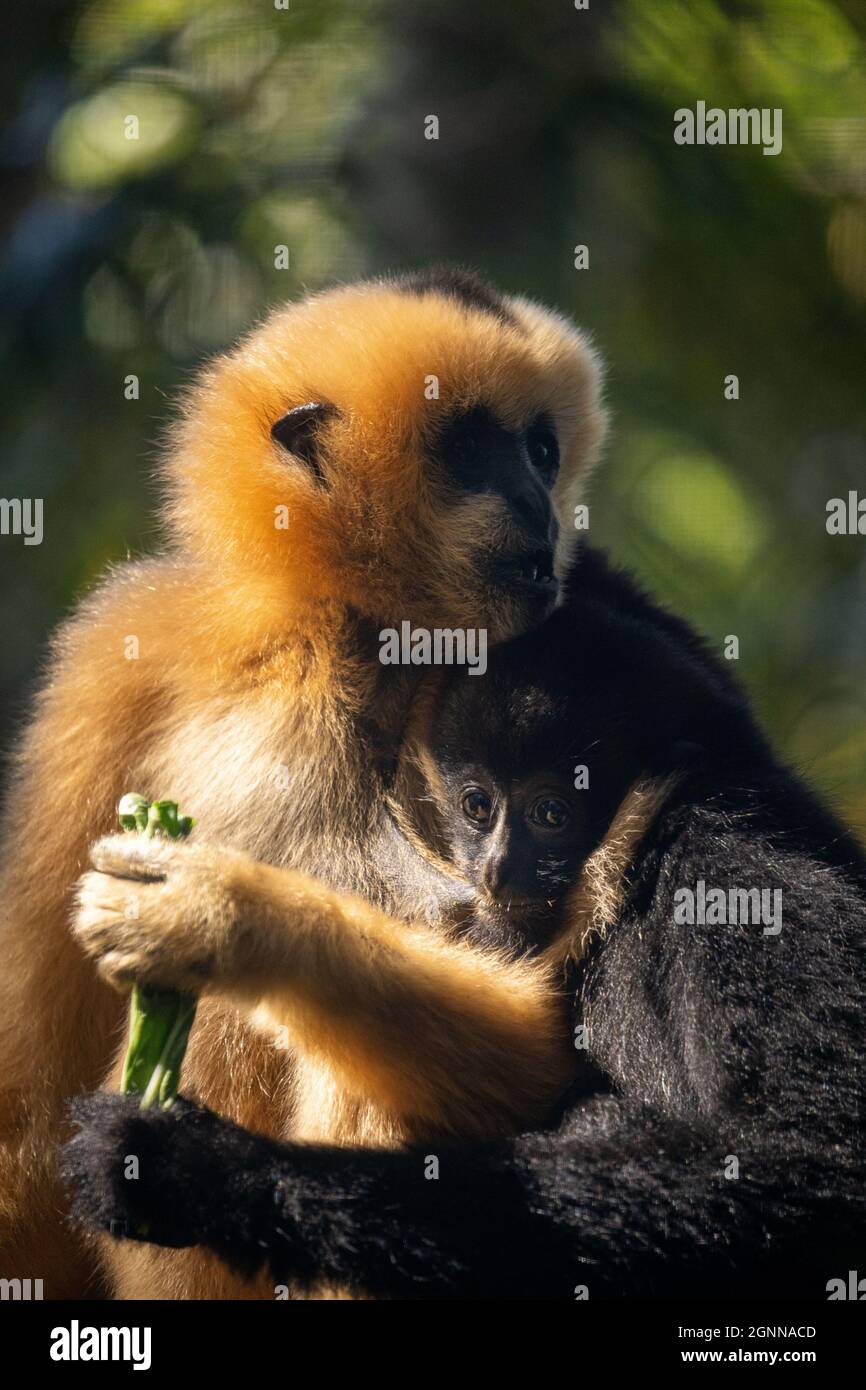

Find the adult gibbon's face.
xmin=432 ymin=405 xmax=561 ymax=630
xmin=163 ymin=275 xmax=605 ymax=640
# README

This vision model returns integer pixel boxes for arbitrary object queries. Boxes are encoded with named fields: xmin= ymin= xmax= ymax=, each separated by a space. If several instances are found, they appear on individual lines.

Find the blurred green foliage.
xmin=1 ymin=0 xmax=864 ymax=835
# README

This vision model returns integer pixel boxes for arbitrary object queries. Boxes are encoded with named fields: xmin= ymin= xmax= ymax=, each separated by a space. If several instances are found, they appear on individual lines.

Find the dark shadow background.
xmin=1 ymin=0 xmax=865 ymax=833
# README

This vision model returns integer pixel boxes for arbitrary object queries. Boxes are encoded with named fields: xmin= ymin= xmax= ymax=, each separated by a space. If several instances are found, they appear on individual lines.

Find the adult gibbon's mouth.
xmin=493 ymin=548 xmax=558 ymax=599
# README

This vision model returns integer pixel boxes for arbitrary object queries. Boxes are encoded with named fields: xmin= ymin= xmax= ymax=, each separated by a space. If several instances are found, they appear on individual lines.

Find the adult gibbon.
xmin=0 ymin=269 xmax=606 ymax=1298
xmin=65 ymin=548 xmax=866 ymax=1298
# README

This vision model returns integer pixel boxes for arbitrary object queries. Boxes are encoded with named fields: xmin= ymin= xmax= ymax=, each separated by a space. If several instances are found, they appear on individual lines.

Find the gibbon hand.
xmin=72 ymin=834 xmax=375 ymax=1002
xmin=63 ymin=1092 xmax=286 ymax=1260
xmin=74 ymin=834 xmax=269 ymax=995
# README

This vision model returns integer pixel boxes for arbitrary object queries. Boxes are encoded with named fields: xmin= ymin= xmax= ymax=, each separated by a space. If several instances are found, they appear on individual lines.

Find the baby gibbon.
xmin=0 ymin=268 xmax=606 ymax=1299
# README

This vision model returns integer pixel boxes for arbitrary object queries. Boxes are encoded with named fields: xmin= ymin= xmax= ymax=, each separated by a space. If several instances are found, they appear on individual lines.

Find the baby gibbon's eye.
xmin=462 ymin=789 xmax=493 ymax=824
xmin=530 ymin=796 xmax=570 ymax=830
xmin=526 ymin=422 xmax=560 ymax=485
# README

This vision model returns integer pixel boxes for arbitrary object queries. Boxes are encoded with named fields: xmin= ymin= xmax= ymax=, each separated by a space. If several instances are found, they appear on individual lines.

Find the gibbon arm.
xmin=74 ymin=834 xmax=574 ymax=1137
xmin=64 ymin=1089 xmax=847 ymax=1299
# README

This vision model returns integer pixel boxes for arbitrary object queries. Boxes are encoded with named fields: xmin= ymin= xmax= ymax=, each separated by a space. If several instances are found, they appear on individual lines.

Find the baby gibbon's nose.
xmin=481 ymin=851 xmax=509 ymax=898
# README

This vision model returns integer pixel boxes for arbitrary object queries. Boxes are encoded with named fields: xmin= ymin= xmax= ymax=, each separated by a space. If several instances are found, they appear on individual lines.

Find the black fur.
xmin=392 ymin=265 xmax=520 ymax=326
xmin=63 ymin=550 xmax=866 ymax=1299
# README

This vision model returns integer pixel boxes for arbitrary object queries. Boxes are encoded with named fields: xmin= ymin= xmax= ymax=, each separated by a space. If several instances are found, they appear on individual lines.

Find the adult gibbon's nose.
xmin=510 ymin=477 xmax=555 ymax=545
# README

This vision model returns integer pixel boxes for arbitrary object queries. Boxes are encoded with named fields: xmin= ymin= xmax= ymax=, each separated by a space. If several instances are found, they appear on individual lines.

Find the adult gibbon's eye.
xmin=526 ymin=423 xmax=559 ymax=483
xmin=456 ymin=430 xmax=480 ymax=463
xmin=530 ymin=796 xmax=570 ymax=829
xmin=462 ymin=789 xmax=493 ymax=824
xmin=438 ymin=406 xmax=497 ymax=489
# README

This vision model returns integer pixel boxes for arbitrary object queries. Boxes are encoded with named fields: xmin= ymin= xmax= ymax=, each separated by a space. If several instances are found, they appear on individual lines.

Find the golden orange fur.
xmin=0 ymin=275 xmax=608 ymax=1300
xmin=549 ymin=776 xmax=679 ymax=969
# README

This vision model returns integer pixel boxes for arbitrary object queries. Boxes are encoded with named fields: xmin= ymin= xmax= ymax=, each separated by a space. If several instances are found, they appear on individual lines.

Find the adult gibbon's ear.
xmin=270 ymin=402 xmax=338 ymax=484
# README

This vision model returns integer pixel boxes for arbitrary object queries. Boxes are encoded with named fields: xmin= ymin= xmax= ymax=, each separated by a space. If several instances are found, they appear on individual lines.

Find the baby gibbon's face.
xmin=425 ymin=634 xmax=646 ymax=952
xmin=427 ymin=747 xmax=599 ymax=954
xmin=445 ymin=762 xmax=591 ymax=906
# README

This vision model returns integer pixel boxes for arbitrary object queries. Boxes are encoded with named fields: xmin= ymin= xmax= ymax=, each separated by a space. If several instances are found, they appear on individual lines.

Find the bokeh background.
xmin=1 ymin=0 xmax=865 ymax=834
